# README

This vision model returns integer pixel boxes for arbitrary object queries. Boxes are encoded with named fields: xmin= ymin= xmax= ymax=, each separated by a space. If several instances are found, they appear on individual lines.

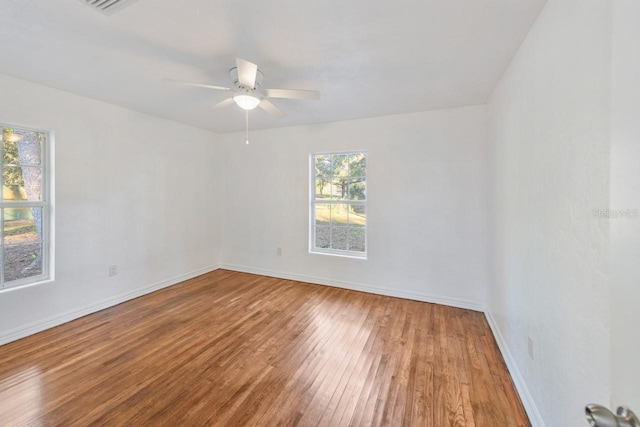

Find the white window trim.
xmin=309 ymin=150 xmax=367 ymax=259
xmin=0 ymin=122 xmax=51 ymax=290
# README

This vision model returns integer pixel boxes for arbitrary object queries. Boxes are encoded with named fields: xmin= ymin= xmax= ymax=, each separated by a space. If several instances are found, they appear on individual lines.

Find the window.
xmin=310 ymin=151 xmax=366 ymax=258
xmin=1 ymin=124 xmax=50 ymax=289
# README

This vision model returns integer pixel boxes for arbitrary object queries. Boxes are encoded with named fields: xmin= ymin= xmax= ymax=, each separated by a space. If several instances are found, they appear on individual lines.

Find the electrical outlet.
xmin=277 ymin=247 xmax=282 ymax=256
xmin=528 ymin=336 xmax=534 ymax=360
xmin=108 ymin=265 xmax=118 ymax=277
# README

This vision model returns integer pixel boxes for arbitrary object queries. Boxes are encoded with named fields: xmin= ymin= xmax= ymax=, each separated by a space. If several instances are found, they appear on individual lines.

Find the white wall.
xmin=487 ymin=1 xmax=611 ymax=425
xmin=218 ymin=106 xmax=488 ymax=309
xmin=610 ymin=0 xmax=640 ymax=411
xmin=0 ymin=74 xmax=220 ymax=344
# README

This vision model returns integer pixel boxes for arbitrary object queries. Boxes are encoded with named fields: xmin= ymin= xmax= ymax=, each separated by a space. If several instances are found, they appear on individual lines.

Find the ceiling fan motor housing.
xmin=230 ymin=67 xmax=264 ymax=90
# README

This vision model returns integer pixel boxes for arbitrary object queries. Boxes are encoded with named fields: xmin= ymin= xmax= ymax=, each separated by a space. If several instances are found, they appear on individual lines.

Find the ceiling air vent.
xmin=79 ymin=0 xmax=139 ymax=15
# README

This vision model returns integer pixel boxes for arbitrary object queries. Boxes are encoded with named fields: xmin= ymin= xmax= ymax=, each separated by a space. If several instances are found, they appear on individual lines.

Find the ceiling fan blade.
xmin=236 ymin=58 xmax=258 ymax=88
xmin=212 ymin=97 xmax=235 ymax=110
xmin=263 ymin=88 xmax=320 ymax=100
xmin=164 ymin=79 xmax=231 ymax=91
xmin=259 ymin=99 xmax=286 ymax=117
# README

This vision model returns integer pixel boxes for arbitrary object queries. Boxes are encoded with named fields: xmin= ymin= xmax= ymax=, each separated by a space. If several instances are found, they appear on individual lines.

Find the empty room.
xmin=0 ymin=0 xmax=638 ymax=426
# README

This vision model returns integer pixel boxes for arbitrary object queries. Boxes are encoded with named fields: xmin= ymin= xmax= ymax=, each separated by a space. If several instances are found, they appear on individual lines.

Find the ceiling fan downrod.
xmin=245 ymin=109 xmax=249 ymax=145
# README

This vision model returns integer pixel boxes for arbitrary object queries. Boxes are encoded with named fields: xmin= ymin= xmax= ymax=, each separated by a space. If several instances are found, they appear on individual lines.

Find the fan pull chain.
xmin=245 ymin=109 xmax=249 ymax=144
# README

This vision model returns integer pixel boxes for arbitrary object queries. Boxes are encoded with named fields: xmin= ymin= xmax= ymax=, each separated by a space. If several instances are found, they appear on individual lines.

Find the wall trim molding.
xmin=0 ymin=264 xmax=220 ymax=346
xmin=219 ymin=263 xmax=485 ymax=312
xmin=484 ymin=308 xmax=545 ymax=427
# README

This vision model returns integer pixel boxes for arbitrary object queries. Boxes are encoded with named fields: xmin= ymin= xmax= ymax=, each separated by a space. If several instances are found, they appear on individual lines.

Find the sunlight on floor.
xmin=0 ymin=366 xmax=43 ymax=423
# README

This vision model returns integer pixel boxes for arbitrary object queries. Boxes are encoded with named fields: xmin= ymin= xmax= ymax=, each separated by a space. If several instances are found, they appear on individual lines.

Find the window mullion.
xmin=330 ymin=170 xmax=335 ymax=250
xmin=346 ymin=205 xmax=350 ymax=251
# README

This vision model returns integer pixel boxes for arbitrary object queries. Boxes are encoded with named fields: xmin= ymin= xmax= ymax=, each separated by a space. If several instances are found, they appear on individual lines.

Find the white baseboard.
xmin=219 ymin=263 xmax=485 ymax=312
xmin=0 ymin=264 xmax=220 ymax=346
xmin=484 ymin=309 xmax=545 ymax=427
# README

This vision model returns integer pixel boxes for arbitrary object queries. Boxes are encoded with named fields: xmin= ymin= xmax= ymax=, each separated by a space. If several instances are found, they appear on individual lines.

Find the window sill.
xmin=0 ymin=276 xmax=53 ymax=293
xmin=309 ymin=249 xmax=367 ymax=260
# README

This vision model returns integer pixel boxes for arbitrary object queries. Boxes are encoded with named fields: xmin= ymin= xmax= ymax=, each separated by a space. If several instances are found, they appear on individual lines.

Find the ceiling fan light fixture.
xmin=233 ymin=95 xmax=261 ymax=110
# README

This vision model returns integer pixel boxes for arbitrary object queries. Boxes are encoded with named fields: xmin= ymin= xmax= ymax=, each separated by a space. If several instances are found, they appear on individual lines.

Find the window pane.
xmin=331 ymin=154 xmax=348 ymax=177
xmin=5 ymin=207 xmax=41 ymax=245
xmin=329 ymin=204 xmax=350 ymax=226
xmin=2 ymin=129 xmax=42 ymax=166
xmin=332 ymin=180 xmax=350 ymax=200
xmin=348 ymin=205 xmax=366 ymax=227
xmin=329 ymin=181 xmax=345 ymax=200
xmin=3 ymin=166 xmax=25 ymax=199
xmin=347 ymin=179 xmax=366 ymax=201
xmin=314 ymin=155 xmax=331 ymax=200
xmin=314 ymin=204 xmax=331 ymax=226
xmin=315 ymin=178 xmax=330 ymax=200
xmin=348 ymin=227 xmax=366 ymax=252
xmin=315 ymin=226 xmax=330 ymax=249
xmin=330 ymin=227 xmax=348 ymax=251
xmin=348 ymin=153 xmax=366 ymax=177
xmin=315 ymin=155 xmax=331 ymax=178
xmin=4 ymin=242 xmax=42 ymax=282
xmin=3 ymin=166 xmax=43 ymax=201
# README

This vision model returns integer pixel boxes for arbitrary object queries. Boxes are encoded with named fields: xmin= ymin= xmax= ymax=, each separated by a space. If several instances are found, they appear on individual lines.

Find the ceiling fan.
xmin=168 ymin=57 xmax=320 ymax=118
xmin=168 ymin=58 xmax=320 ymax=143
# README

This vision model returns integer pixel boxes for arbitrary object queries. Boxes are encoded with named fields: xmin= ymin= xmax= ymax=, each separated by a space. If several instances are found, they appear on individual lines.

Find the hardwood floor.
xmin=0 ymin=270 xmax=529 ymax=426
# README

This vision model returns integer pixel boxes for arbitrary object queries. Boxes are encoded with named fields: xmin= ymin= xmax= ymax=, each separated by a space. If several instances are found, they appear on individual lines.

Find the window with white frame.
xmin=0 ymin=124 xmax=50 ymax=289
xmin=310 ymin=151 xmax=366 ymax=258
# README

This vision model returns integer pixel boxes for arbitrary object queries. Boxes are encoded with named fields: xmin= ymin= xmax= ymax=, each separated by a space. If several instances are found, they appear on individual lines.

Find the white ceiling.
xmin=0 ymin=0 xmax=545 ymax=133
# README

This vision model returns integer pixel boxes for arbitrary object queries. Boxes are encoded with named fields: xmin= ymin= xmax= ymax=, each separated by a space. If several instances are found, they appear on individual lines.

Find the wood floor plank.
xmin=0 ymin=270 xmax=530 ymax=426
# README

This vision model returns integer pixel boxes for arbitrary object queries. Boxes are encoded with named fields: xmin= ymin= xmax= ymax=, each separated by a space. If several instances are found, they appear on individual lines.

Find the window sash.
xmin=310 ymin=151 xmax=367 ymax=258
xmin=0 ymin=125 xmax=50 ymax=289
